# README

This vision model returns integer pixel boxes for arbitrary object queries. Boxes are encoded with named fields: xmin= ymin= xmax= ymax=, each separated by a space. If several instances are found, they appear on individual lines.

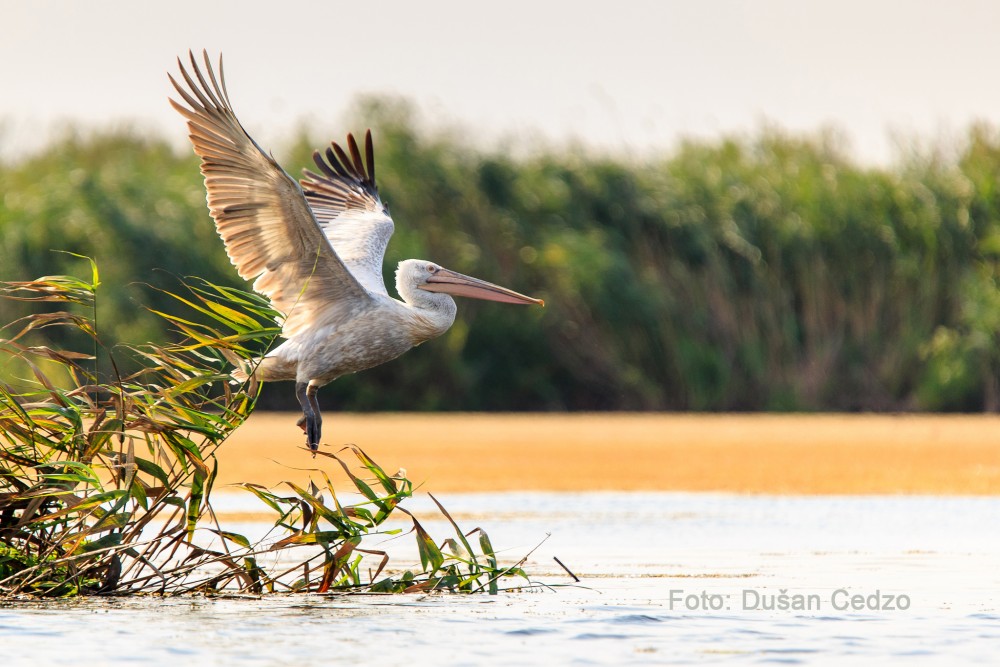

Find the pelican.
xmin=168 ymin=51 xmax=543 ymax=451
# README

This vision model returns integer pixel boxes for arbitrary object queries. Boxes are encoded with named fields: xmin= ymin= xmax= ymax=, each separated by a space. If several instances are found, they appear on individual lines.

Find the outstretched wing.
xmin=168 ymin=50 xmax=373 ymax=337
xmin=300 ymin=132 xmax=395 ymax=296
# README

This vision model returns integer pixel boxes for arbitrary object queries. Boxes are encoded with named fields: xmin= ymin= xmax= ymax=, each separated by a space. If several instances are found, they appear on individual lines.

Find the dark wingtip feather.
xmin=325 ymin=145 xmax=351 ymax=179
xmin=347 ymin=133 xmax=365 ymax=177
xmin=312 ymin=149 xmax=338 ymax=179
xmin=332 ymin=142 xmax=354 ymax=178
xmin=365 ymin=130 xmax=375 ymax=184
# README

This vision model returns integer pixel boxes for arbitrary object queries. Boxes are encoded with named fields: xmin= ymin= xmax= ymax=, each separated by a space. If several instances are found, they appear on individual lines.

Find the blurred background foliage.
xmin=4 ymin=98 xmax=1000 ymax=412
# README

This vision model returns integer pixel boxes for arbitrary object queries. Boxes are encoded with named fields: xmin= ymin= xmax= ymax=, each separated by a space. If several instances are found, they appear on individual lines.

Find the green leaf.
xmin=212 ymin=530 xmax=251 ymax=549
xmin=133 ymin=456 xmax=171 ymax=488
xmin=186 ymin=470 xmax=206 ymax=539
xmin=79 ymin=532 xmax=122 ymax=554
xmin=274 ymin=530 xmax=348 ymax=547
xmin=412 ymin=516 xmax=444 ymax=574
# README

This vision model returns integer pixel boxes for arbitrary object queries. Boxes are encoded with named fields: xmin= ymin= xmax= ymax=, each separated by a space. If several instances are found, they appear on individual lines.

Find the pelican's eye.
xmin=427 ymin=264 xmax=438 ymax=274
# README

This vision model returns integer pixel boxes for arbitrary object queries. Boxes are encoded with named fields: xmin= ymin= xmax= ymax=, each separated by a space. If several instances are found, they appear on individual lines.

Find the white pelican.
xmin=168 ymin=51 xmax=543 ymax=451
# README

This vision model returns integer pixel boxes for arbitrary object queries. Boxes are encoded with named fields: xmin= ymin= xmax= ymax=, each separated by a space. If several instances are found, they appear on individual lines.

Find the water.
xmin=3 ymin=493 xmax=998 ymax=665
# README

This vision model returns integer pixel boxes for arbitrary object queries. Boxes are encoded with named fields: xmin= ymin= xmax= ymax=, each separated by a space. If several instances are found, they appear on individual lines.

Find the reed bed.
xmin=0 ymin=262 xmax=527 ymax=597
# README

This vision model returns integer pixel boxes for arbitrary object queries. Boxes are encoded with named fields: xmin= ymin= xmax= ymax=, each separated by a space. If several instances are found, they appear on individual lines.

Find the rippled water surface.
xmin=4 ymin=493 xmax=999 ymax=665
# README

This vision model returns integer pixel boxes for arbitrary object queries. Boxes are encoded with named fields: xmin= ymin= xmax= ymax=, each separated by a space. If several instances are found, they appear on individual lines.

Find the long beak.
xmin=420 ymin=267 xmax=544 ymax=306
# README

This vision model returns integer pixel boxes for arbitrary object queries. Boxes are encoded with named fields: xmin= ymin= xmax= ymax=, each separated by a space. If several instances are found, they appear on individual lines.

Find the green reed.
xmin=0 ymin=260 xmax=529 ymax=596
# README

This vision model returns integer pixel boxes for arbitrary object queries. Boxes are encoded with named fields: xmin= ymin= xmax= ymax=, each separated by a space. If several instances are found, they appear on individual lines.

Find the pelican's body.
xmin=169 ymin=52 xmax=542 ymax=450
xmin=256 ymin=263 xmax=457 ymax=385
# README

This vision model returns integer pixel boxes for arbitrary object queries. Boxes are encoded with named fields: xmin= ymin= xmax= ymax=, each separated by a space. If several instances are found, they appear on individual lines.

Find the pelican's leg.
xmin=307 ymin=383 xmax=323 ymax=450
xmin=295 ymin=381 xmax=319 ymax=452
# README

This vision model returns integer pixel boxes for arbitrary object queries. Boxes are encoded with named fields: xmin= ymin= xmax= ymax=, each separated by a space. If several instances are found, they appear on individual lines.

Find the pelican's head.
xmin=396 ymin=259 xmax=544 ymax=308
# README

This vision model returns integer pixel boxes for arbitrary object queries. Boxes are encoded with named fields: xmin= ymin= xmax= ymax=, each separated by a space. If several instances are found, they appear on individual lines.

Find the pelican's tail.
xmin=220 ymin=349 xmax=254 ymax=384
xmin=221 ymin=350 xmax=295 ymax=384
xmin=231 ymin=366 xmax=251 ymax=383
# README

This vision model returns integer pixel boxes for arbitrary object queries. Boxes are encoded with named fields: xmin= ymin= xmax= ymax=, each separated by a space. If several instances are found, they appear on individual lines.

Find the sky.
xmin=4 ymin=0 xmax=1000 ymax=165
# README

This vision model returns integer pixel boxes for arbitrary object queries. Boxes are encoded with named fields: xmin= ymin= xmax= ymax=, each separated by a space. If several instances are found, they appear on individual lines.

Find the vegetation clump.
xmin=0 ymin=261 xmax=528 ymax=597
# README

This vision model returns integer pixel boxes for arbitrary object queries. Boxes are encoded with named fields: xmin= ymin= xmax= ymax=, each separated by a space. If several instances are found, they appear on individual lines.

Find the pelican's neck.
xmin=395 ymin=259 xmax=458 ymax=343
xmin=397 ymin=284 xmax=458 ymax=344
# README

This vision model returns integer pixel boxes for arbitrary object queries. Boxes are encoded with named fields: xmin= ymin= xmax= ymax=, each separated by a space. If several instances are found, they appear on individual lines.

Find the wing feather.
xmin=168 ymin=50 xmax=373 ymax=336
xmin=300 ymin=130 xmax=395 ymax=296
